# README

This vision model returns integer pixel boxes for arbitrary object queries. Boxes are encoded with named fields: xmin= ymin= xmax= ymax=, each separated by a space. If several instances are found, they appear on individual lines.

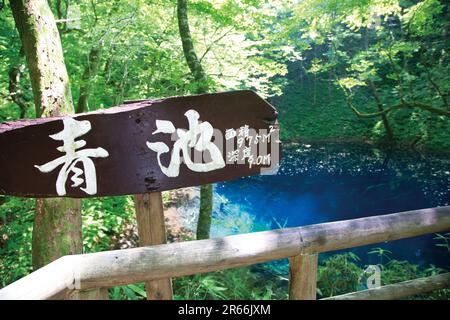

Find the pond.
xmin=211 ymin=143 xmax=450 ymax=269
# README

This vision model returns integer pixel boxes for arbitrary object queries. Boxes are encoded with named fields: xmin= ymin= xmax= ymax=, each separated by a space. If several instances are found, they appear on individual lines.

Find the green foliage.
xmin=279 ymin=0 xmax=450 ymax=149
xmin=317 ymin=253 xmax=363 ymax=297
xmin=274 ymin=79 xmax=377 ymax=142
xmin=172 ymin=267 xmax=286 ymax=300
xmin=82 ymin=196 xmax=136 ymax=252
xmin=167 ymin=253 xmax=450 ymax=300
xmin=380 ymin=260 xmax=449 ymax=299
xmin=0 ymin=3 xmax=34 ymax=121
xmin=0 ymin=197 xmax=34 ymax=287
xmin=316 ymin=252 xmax=449 ymax=299
xmin=1 ymin=0 xmax=448 ymax=148
xmin=109 ymin=283 xmax=147 ymax=300
xmin=434 ymin=233 xmax=450 ymax=252
xmin=368 ymin=247 xmax=393 ymax=265
xmin=402 ymin=0 xmax=444 ymax=36
xmin=0 ymin=195 xmax=136 ymax=287
xmin=1 ymin=0 xmax=292 ymax=122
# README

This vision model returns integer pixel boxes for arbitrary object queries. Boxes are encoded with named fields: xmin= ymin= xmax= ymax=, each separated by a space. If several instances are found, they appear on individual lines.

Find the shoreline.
xmin=281 ymin=137 xmax=450 ymax=158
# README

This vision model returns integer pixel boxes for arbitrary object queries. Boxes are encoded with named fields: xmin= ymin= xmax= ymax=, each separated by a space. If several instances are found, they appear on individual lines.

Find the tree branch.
xmin=199 ymin=27 xmax=234 ymax=64
xmin=55 ymin=18 xmax=81 ymax=23
xmin=338 ymin=80 xmax=450 ymax=118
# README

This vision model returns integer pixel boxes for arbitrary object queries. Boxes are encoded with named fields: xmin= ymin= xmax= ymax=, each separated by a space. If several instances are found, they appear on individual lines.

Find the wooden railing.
xmin=0 ymin=206 xmax=449 ymax=300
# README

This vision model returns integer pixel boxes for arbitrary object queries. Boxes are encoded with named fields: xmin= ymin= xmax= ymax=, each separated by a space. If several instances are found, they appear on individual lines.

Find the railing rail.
xmin=0 ymin=206 xmax=449 ymax=300
xmin=323 ymin=273 xmax=450 ymax=300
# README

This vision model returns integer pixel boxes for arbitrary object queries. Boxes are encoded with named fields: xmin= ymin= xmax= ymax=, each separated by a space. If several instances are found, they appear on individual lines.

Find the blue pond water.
xmin=212 ymin=143 xmax=450 ymax=269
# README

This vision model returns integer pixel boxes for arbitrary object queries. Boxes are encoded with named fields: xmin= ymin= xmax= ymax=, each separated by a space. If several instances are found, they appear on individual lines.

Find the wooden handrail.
xmin=323 ymin=273 xmax=450 ymax=300
xmin=0 ymin=206 xmax=449 ymax=299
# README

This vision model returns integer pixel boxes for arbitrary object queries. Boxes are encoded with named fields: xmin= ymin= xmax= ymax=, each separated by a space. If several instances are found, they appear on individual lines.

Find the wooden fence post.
xmin=134 ymin=192 xmax=173 ymax=300
xmin=289 ymin=253 xmax=318 ymax=300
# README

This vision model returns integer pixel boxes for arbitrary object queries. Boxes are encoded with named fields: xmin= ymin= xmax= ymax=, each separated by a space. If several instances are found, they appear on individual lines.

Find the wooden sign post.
xmin=0 ymin=90 xmax=281 ymax=299
xmin=134 ymin=192 xmax=173 ymax=300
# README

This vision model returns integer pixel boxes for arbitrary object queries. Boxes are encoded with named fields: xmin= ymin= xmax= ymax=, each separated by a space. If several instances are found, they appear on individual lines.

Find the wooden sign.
xmin=0 ymin=90 xmax=280 ymax=198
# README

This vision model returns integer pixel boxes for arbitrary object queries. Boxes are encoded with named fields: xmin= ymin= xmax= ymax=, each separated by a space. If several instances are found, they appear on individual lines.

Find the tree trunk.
xmin=10 ymin=0 xmax=98 ymax=299
xmin=177 ymin=0 xmax=208 ymax=92
xmin=367 ymin=81 xmax=394 ymax=141
xmin=363 ymin=29 xmax=394 ymax=142
xmin=196 ymin=184 xmax=213 ymax=240
xmin=76 ymin=46 xmax=102 ymax=113
xmin=10 ymin=0 xmax=73 ymax=118
xmin=32 ymin=198 xmax=82 ymax=269
xmin=177 ymin=0 xmax=213 ymax=240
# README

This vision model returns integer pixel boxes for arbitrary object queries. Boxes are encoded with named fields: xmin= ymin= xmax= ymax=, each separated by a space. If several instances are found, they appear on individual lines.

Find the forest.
xmin=0 ymin=0 xmax=449 ymax=300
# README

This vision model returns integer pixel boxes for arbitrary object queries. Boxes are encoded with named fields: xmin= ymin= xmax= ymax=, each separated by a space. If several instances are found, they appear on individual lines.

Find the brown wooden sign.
xmin=0 ymin=90 xmax=280 ymax=198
